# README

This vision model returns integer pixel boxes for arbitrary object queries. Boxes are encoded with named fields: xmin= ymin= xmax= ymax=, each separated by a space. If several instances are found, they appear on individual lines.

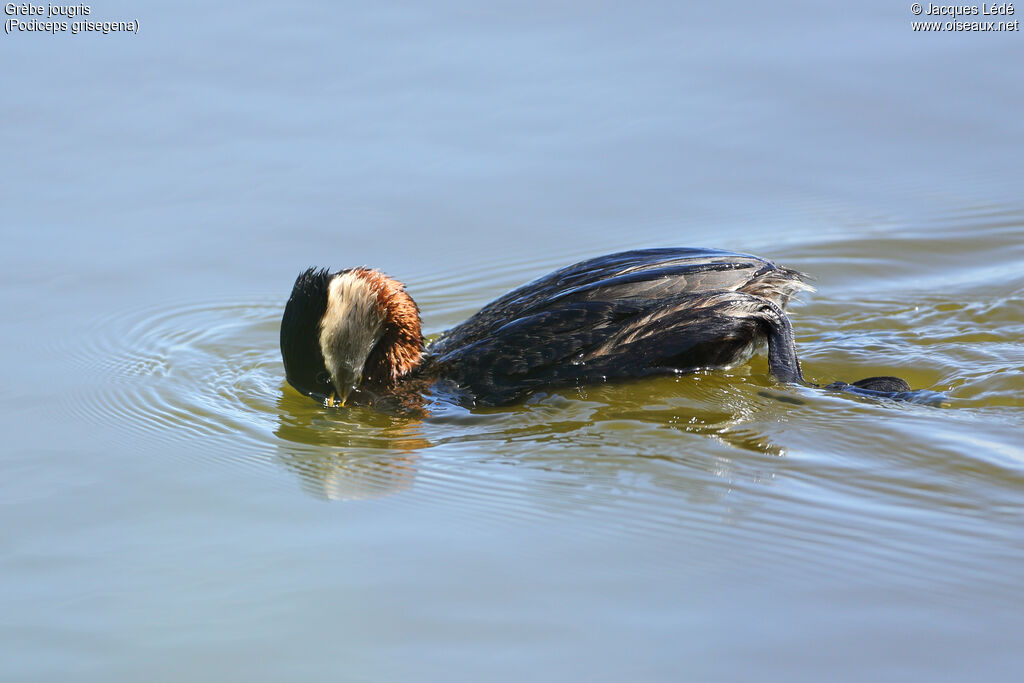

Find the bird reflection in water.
xmin=274 ymin=391 xmax=430 ymax=501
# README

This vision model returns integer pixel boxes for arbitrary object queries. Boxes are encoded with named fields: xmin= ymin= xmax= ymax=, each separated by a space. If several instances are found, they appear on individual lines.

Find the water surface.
xmin=2 ymin=1 xmax=1023 ymax=680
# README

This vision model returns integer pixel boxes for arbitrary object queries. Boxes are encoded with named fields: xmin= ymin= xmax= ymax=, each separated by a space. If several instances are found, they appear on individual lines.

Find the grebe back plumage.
xmin=280 ymin=248 xmax=911 ymax=407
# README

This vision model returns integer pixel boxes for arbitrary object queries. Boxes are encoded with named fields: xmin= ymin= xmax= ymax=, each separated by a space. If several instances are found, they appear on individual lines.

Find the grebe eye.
xmin=316 ymin=371 xmax=331 ymax=384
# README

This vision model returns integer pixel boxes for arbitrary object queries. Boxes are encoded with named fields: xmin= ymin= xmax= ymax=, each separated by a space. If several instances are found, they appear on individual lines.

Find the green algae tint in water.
xmin=3 ymin=1 xmax=1024 ymax=680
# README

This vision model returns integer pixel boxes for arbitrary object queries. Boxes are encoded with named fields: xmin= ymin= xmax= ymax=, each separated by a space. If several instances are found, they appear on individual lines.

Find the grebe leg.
xmin=758 ymin=300 xmax=806 ymax=384
xmin=759 ymin=301 xmax=922 ymax=401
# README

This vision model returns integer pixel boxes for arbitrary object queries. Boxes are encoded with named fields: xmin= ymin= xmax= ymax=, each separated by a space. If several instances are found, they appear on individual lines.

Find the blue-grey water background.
xmin=2 ymin=1 xmax=1023 ymax=680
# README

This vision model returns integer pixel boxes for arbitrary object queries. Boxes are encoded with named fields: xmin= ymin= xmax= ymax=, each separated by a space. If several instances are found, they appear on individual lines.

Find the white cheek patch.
xmin=319 ymin=272 xmax=386 ymax=384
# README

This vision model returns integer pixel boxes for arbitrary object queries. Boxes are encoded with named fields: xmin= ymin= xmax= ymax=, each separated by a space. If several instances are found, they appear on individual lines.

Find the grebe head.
xmin=280 ymin=267 xmax=423 ymax=406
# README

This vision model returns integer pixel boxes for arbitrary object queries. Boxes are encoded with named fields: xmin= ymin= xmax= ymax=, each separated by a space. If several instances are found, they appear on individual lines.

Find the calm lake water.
xmin=3 ymin=1 xmax=1023 ymax=680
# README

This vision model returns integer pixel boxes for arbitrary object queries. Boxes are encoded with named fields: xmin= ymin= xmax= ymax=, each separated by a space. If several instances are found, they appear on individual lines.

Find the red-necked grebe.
xmin=280 ymin=248 xmax=912 ymax=407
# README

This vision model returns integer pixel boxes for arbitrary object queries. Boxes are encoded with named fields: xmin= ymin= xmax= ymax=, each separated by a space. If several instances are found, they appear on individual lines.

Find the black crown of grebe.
xmin=279 ymin=248 xmax=913 ymax=408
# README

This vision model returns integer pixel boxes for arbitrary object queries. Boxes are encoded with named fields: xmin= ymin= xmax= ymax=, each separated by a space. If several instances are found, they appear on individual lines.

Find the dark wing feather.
xmin=428 ymin=292 xmax=785 ymax=406
xmin=430 ymin=248 xmax=809 ymax=356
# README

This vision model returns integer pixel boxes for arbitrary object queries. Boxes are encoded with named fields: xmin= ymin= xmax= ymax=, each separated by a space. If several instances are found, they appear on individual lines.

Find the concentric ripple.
xmin=58 ymin=290 xmax=805 ymax=512
xmin=62 ymin=296 xmax=443 ymax=501
xmin=65 ymin=297 xmax=286 ymax=466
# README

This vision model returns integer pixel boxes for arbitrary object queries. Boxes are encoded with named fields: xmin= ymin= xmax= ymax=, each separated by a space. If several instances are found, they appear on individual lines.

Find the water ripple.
xmin=57 ymin=213 xmax=1024 ymax=586
xmin=65 ymin=298 xmax=285 ymax=471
